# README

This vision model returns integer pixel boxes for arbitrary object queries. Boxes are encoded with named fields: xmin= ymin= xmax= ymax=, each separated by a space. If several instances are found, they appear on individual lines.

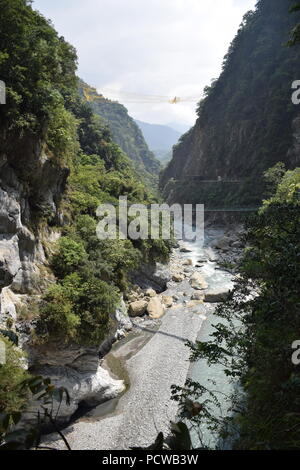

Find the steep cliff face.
xmin=79 ymin=82 xmax=161 ymax=188
xmin=160 ymin=0 xmax=300 ymax=207
xmin=0 ymin=135 xmax=127 ymax=423
xmin=0 ymin=136 xmax=64 ymax=303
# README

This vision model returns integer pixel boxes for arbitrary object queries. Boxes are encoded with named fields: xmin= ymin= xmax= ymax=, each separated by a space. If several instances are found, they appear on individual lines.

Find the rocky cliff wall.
xmin=0 ymin=139 xmax=130 ymax=424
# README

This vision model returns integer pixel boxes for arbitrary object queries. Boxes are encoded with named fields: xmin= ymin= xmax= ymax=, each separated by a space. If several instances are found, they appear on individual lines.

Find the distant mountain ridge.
xmin=135 ymin=120 xmax=182 ymax=166
xmin=167 ymin=121 xmax=191 ymax=134
xmin=135 ymin=120 xmax=181 ymax=152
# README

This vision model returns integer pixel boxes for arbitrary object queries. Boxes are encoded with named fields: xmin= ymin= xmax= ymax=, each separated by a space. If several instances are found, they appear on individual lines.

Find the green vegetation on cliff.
xmin=0 ymin=0 xmax=77 ymax=136
xmin=0 ymin=335 xmax=29 ymax=415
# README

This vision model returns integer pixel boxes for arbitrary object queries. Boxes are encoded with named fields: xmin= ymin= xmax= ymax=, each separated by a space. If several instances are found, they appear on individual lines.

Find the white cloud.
xmin=33 ymin=0 xmax=257 ymax=127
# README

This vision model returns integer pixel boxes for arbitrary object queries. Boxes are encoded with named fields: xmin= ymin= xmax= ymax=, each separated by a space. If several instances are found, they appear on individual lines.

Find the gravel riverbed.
xmin=45 ymin=297 xmax=207 ymax=450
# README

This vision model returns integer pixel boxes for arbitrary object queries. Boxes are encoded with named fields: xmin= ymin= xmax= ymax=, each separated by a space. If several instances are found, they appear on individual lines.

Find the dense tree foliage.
xmin=287 ymin=2 xmax=300 ymax=45
xmin=0 ymin=335 xmax=29 ymax=415
xmin=0 ymin=0 xmax=77 ymax=135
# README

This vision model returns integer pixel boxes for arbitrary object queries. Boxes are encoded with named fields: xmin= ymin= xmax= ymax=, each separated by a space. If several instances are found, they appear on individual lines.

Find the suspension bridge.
xmin=82 ymin=86 xmax=200 ymax=105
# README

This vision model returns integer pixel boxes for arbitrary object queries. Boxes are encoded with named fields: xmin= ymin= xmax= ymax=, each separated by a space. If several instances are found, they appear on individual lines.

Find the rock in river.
xmin=129 ymin=300 xmax=148 ymax=317
xmin=161 ymin=295 xmax=173 ymax=308
xmin=145 ymin=288 xmax=156 ymax=298
xmin=147 ymin=297 xmax=165 ymax=319
xmin=172 ymin=273 xmax=185 ymax=283
xmin=182 ymin=258 xmax=193 ymax=266
xmin=191 ymin=292 xmax=204 ymax=301
xmin=204 ymin=287 xmax=232 ymax=303
xmin=180 ymin=247 xmax=192 ymax=253
xmin=213 ymin=236 xmax=232 ymax=252
xmin=189 ymin=272 xmax=208 ymax=290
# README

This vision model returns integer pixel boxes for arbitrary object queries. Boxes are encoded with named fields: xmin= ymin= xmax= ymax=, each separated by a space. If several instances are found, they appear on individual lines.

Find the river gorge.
xmin=43 ymin=222 xmax=241 ymax=450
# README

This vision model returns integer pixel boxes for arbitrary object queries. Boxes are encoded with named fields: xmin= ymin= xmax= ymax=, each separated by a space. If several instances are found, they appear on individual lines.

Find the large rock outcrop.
xmin=23 ymin=343 xmax=125 ymax=425
xmin=131 ymin=262 xmax=171 ymax=292
xmin=0 ymin=138 xmax=66 ymax=326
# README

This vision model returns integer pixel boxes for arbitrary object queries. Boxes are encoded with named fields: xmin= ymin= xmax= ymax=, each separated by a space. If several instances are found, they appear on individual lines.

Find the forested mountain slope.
xmin=79 ymin=81 xmax=161 ymax=188
xmin=160 ymin=0 xmax=300 ymax=207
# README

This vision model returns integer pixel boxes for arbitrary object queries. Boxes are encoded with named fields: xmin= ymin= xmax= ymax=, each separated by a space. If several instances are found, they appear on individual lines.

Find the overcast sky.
xmin=33 ymin=0 xmax=257 ymax=130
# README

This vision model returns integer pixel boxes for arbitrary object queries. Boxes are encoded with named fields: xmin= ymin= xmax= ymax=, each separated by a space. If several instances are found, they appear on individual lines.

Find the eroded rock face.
xmin=24 ymin=344 xmax=125 ymax=425
xmin=0 ymin=145 xmax=64 ymax=300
